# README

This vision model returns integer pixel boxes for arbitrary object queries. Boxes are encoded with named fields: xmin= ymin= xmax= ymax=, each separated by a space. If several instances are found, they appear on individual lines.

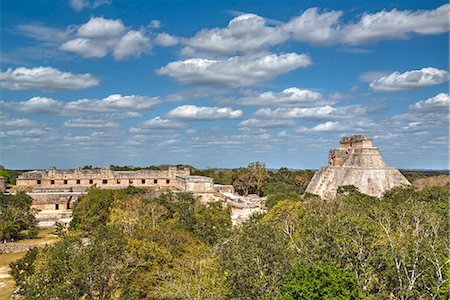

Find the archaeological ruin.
xmin=15 ymin=166 xmax=263 ymax=226
xmin=306 ymin=135 xmax=410 ymax=199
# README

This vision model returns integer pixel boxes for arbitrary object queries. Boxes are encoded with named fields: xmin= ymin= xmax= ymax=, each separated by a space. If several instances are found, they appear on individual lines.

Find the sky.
xmin=0 ymin=0 xmax=448 ymax=170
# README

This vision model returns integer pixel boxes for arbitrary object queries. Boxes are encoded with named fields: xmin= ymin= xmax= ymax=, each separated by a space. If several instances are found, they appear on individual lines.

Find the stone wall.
xmin=176 ymin=176 xmax=214 ymax=192
xmin=17 ymin=166 xmax=190 ymax=190
xmin=0 ymin=176 xmax=5 ymax=193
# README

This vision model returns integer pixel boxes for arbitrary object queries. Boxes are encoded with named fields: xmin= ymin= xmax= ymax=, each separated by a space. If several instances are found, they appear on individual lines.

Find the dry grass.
xmin=0 ymin=252 xmax=26 ymax=300
xmin=14 ymin=228 xmax=58 ymax=245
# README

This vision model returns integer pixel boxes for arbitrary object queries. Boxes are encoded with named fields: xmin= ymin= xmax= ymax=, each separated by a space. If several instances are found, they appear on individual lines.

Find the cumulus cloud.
xmin=184 ymin=14 xmax=287 ymax=56
xmin=60 ymin=17 xmax=151 ymax=60
xmin=309 ymin=121 xmax=348 ymax=132
xmin=157 ymin=53 xmax=311 ymax=87
xmin=283 ymin=8 xmax=342 ymax=45
xmin=0 ymin=94 xmax=159 ymax=115
xmin=0 ymin=97 xmax=63 ymax=113
xmin=132 ymin=117 xmax=184 ymax=130
xmin=408 ymin=93 xmax=450 ymax=112
xmin=342 ymin=4 xmax=450 ymax=44
xmin=253 ymin=105 xmax=335 ymax=120
xmin=65 ymin=94 xmax=159 ymax=113
xmin=155 ymin=33 xmax=180 ymax=47
xmin=237 ymin=87 xmax=329 ymax=107
xmin=239 ymin=118 xmax=295 ymax=128
xmin=369 ymin=67 xmax=449 ymax=92
xmin=113 ymin=30 xmax=151 ymax=60
xmin=167 ymin=105 xmax=243 ymax=120
xmin=177 ymin=4 xmax=449 ymax=56
xmin=0 ymin=66 xmax=100 ymax=91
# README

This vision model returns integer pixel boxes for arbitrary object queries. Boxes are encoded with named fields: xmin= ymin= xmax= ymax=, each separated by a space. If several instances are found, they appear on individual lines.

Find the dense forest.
xmin=2 ymin=165 xmax=449 ymax=299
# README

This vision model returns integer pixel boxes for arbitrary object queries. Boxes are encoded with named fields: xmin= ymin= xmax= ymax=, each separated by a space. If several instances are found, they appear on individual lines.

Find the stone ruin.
xmin=13 ymin=166 xmax=264 ymax=226
xmin=306 ymin=135 xmax=410 ymax=199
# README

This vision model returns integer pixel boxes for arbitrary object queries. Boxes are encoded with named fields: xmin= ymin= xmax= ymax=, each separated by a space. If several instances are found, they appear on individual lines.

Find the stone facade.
xmin=306 ymin=135 xmax=410 ymax=199
xmin=17 ymin=166 xmax=190 ymax=190
xmin=176 ymin=176 xmax=214 ymax=193
xmin=15 ymin=166 xmax=262 ymax=227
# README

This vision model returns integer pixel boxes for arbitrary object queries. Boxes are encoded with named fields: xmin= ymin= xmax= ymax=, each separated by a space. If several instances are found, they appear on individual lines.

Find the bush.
xmin=280 ymin=264 xmax=360 ymax=300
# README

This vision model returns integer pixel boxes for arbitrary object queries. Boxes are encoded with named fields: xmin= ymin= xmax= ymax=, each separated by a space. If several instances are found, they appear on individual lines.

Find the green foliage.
xmin=0 ymin=192 xmax=38 ymax=241
xmin=147 ymin=192 xmax=232 ymax=245
xmin=9 ymin=171 xmax=448 ymax=300
xmin=279 ymin=264 xmax=360 ymax=300
xmin=11 ymin=226 xmax=126 ymax=299
xmin=69 ymin=186 xmax=145 ymax=233
xmin=0 ymin=168 xmax=21 ymax=185
xmin=219 ymin=220 xmax=296 ymax=299
xmin=287 ymin=187 xmax=449 ymax=299
xmin=266 ymin=191 xmax=302 ymax=209
xmin=10 ymin=247 xmax=39 ymax=285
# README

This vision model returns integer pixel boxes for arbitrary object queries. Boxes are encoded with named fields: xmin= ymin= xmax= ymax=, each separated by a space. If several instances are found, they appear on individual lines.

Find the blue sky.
xmin=0 ymin=0 xmax=448 ymax=170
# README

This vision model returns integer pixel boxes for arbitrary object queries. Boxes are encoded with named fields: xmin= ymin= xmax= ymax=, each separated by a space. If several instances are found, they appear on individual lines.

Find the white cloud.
xmin=77 ymin=17 xmax=124 ymax=39
xmin=132 ymin=117 xmax=184 ymax=130
xmin=148 ymin=20 xmax=161 ymax=29
xmin=176 ymin=4 xmax=449 ymax=56
xmin=310 ymin=121 xmax=348 ymax=132
xmin=283 ymin=8 xmax=342 ymax=45
xmin=60 ymin=17 xmax=151 ymax=60
xmin=0 ymin=66 xmax=100 ymax=91
xmin=237 ymin=87 xmax=328 ymax=107
xmin=359 ymin=71 xmax=391 ymax=82
xmin=0 ymin=97 xmax=63 ymax=113
xmin=113 ymin=30 xmax=151 ymax=60
xmin=342 ymin=4 xmax=450 ymax=44
xmin=167 ymin=105 xmax=243 ymax=120
xmin=408 ymin=93 xmax=450 ymax=112
xmin=70 ymin=0 xmax=89 ymax=11
xmin=0 ymin=118 xmax=40 ymax=127
xmin=239 ymin=118 xmax=295 ymax=128
xmin=157 ymin=53 xmax=312 ymax=87
xmin=155 ymin=33 xmax=179 ymax=47
xmin=184 ymin=13 xmax=288 ymax=56
xmin=253 ymin=105 xmax=335 ymax=120
xmin=65 ymin=94 xmax=159 ymax=113
xmin=60 ymin=38 xmax=111 ymax=58
xmin=69 ymin=0 xmax=111 ymax=12
xmin=63 ymin=118 xmax=119 ymax=129
xmin=16 ymin=23 xmax=70 ymax=42
xmin=0 ymin=94 xmax=159 ymax=114
xmin=369 ymin=67 xmax=449 ymax=92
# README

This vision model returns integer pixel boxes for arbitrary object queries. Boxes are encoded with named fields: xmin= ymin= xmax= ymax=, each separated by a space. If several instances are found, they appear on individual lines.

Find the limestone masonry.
xmin=306 ymin=135 xmax=410 ymax=199
xmin=15 ymin=166 xmax=263 ymax=226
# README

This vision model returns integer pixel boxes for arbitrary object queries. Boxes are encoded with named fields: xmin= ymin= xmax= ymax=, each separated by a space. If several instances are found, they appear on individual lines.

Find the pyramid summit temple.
xmin=306 ymin=135 xmax=410 ymax=199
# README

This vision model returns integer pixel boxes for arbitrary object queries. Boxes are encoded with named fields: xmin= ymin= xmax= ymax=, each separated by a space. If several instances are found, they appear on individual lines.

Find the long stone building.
xmin=15 ymin=166 xmax=263 ymax=226
xmin=306 ymin=135 xmax=410 ymax=199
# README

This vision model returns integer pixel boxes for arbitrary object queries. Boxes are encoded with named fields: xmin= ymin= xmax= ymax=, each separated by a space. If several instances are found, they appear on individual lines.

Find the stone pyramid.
xmin=306 ymin=135 xmax=410 ymax=199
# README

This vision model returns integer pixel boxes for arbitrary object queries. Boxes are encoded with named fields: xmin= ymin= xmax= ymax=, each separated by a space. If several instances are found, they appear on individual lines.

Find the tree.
xmin=279 ymin=264 xmax=360 ymax=300
xmin=70 ymin=186 xmax=144 ymax=233
xmin=218 ymin=220 xmax=296 ymax=299
xmin=0 ymin=192 xmax=38 ymax=241
xmin=11 ymin=226 xmax=126 ymax=299
xmin=262 ymin=200 xmax=303 ymax=252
